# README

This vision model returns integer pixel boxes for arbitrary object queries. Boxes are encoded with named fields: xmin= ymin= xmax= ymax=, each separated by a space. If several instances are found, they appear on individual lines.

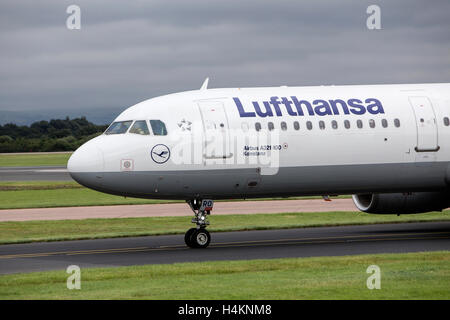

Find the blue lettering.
xmin=313 ymin=100 xmax=333 ymax=116
xmin=280 ymin=97 xmax=297 ymax=116
xmin=253 ymin=101 xmax=273 ymax=117
xmin=329 ymin=99 xmax=350 ymax=115
xmin=269 ymin=96 xmax=283 ymax=116
xmin=366 ymin=98 xmax=385 ymax=114
xmin=291 ymin=96 xmax=314 ymax=116
xmin=233 ymin=97 xmax=255 ymax=117
xmin=347 ymin=98 xmax=366 ymax=115
xmin=233 ymin=96 xmax=385 ymax=118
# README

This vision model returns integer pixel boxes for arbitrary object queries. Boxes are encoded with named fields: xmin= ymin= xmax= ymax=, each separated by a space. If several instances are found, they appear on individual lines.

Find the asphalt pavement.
xmin=0 ymin=166 xmax=71 ymax=181
xmin=1 ymin=221 xmax=449 ymax=274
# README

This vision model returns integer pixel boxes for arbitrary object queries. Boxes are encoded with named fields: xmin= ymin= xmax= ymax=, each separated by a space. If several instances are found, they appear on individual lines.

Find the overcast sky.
xmin=1 ymin=0 xmax=449 ymax=116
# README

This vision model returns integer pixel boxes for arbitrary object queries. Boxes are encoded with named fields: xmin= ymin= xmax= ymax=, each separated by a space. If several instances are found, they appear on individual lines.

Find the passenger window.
xmin=268 ymin=122 xmax=274 ymax=131
xmin=331 ymin=120 xmax=338 ymax=129
xmin=444 ymin=117 xmax=450 ymax=126
xmin=369 ymin=119 xmax=376 ymax=128
xmin=382 ymin=119 xmax=388 ymax=128
xmin=394 ymin=119 xmax=401 ymax=127
xmin=105 ymin=120 xmax=133 ymax=135
xmin=344 ymin=120 xmax=350 ymax=129
xmin=281 ymin=121 xmax=287 ymax=131
xmin=255 ymin=122 xmax=262 ymax=131
xmin=293 ymin=121 xmax=300 ymax=130
xmin=150 ymin=120 xmax=168 ymax=136
xmin=129 ymin=120 xmax=150 ymax=135
xmin=306 ymin=121 xmax=313 ymax=130
xmin=319 ymin=121 xmax=325 ymax=130
xmin=357 ymin=120 xmax=363 ymax=129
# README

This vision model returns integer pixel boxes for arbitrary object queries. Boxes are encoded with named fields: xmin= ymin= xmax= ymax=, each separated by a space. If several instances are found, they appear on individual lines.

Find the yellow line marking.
xmin=195 ymin=231 xmax=450 ymax=247
xmin=66 ymin=247 xmax=183 ymax=256
xmin=157 ymin=231 xmax=450 ymax=249
xmin=0 ymin=247 xmax=149 ymax=259
xmin=210 ymin=236 xmax=450 ymax=249
xmin=64 ymin=236 xmax=450 ymax=256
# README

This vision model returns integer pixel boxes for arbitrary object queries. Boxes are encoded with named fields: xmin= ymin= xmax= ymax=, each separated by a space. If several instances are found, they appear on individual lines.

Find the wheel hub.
xmin=196 ymin=232 xmax=208 ymax=245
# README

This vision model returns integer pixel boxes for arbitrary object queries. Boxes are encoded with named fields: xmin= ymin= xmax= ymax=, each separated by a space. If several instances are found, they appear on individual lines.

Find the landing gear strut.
xmin=185 ymin=199 xmax=213 ymax=248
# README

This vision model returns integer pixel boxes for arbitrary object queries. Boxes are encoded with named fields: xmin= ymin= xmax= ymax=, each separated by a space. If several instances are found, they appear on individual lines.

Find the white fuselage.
xmin=68 ymin=83 xmax=450 ymax=200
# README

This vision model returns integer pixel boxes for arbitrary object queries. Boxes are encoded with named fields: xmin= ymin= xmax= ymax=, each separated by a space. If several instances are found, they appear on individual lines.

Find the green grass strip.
xmin=0 ymin=251 xmax=448 ymax=299
xmin=0 ymin=153 xmax=71 ymax=167
xmin=0 ymin=186 xmax=350 ymax=209
xmin=0 ymin=188 xmax=178 ymax=209
xmin=0 ymin=210 xmax=448 ymax=244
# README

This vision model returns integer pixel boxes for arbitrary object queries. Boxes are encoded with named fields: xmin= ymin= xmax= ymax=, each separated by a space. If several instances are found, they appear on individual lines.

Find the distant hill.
xmin=0 ymin=108 xmax=125 ymax=126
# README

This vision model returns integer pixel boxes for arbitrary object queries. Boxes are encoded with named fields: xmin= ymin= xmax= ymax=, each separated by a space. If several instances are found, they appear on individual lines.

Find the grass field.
xmin=0 ymin=251 xmax=448 ymax=299
xmin=0 ymin=153 xmax=71 ymax=167
xmin=0 ymin=210 xmax=449 ymax=244
xmin=0 ymin=187 xmax=176 ymax=209
xmin=0 ymin=181 xmax=351 ymax=209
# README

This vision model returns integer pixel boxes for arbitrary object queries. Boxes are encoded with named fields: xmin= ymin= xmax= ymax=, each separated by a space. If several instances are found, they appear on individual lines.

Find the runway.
xmin=0 ymin=166 xmax=71 ymax=181
xmin=1 ymin=221 xmax=449 ymax=274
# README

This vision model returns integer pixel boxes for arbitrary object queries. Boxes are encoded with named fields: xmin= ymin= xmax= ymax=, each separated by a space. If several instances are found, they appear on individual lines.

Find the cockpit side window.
xmin=129 ymin=120 xmax=150 ymax=135
xmin=104 ymin=120 xmax=133 ymax=135
xmin=150 ymin=120 xmax=168 ymax=136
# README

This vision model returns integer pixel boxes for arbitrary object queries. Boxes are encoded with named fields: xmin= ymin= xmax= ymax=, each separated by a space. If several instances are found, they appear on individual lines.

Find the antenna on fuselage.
xmin=200 ymin=77 xmax=209 ymax=90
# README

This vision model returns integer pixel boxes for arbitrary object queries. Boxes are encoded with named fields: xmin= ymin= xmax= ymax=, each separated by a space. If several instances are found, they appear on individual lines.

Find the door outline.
xmin=408 ymin=96 xmax=440 ymax=152
xmin=197 ymin=99 xmax=233 ymax=159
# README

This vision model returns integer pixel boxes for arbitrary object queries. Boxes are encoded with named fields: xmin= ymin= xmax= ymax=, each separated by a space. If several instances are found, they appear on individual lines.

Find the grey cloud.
xmin=0 ymin=0 xmax=449 ymax=119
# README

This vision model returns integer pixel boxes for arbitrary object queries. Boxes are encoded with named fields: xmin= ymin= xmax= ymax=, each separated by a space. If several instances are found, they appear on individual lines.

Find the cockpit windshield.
xmin=104 ymin=119 xmax=168 ymax=136
xmin=104 ymin=121 xmax=133 ymax=135
xmin=129 ymin=120 xmax=150 ymax=135
xmin=150 ymin=120 xmax=168 ymax=136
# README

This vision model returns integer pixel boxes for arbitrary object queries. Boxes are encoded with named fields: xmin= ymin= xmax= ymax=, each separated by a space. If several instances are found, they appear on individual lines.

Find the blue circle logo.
xmin=151 ymin=144 xmax=170 ymax=164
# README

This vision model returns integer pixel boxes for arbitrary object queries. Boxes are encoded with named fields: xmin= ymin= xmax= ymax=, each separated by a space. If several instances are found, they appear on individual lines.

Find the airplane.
xmin=68 ymin=80 xmax=450 ymax=248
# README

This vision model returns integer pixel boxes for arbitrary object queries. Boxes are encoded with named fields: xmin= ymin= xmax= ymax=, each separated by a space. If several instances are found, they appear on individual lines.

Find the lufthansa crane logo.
xmin=151 ymin=144 xmax=170 ymax=164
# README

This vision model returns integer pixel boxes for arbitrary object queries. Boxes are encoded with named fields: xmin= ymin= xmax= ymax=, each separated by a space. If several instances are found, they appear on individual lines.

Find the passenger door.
xmin=197 ymin=100 xmax=232 ymax=159
xmin=408 ymin=96 xmax=439 ymax=152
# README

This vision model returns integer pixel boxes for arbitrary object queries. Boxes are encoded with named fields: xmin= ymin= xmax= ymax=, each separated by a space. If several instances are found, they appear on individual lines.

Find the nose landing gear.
xmin=185 ymin=199 xmax=213 ymax=248
xmin=185 ymin=228 xmax=211 ymax=248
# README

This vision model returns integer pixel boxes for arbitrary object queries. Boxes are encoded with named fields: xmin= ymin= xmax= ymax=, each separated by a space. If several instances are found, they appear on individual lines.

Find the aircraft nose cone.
xmin=68 ymin=142 xmax=104 ymax=187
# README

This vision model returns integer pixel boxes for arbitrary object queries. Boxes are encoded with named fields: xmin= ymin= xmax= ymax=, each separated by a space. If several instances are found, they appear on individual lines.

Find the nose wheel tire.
xmin=184 ymin=228 xmax=197 ymax=247
xmin=185 ymin=228 xmax=211 ymax=249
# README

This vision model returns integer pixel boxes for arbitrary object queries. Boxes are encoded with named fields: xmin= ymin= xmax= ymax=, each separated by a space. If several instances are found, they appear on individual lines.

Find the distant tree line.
xmin=0 ymin=117 xmax=108 ymax=152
